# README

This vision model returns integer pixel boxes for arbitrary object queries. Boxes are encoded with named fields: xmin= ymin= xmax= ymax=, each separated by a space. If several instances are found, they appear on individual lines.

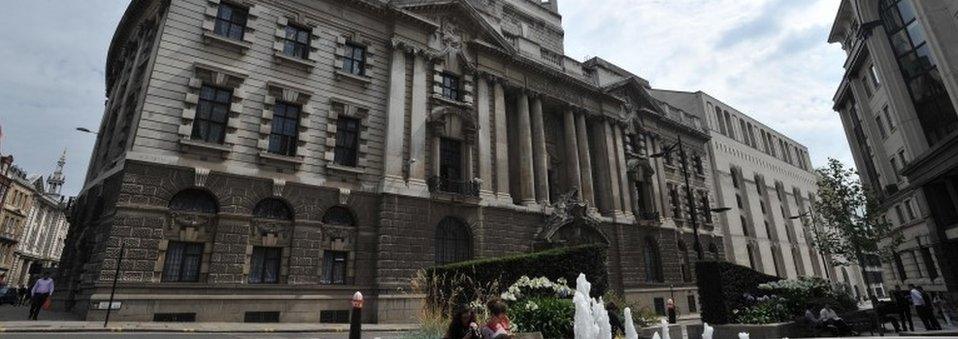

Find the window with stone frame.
xmin=248 ymin=246 xmax=282 ymax=284
xmin=435 ymin=217 xmax=472 ymax=265
xmin=281 ymin=24 xmax=310 ymax=59
xmin=324 ymin=98 xmax=370 ymax=172
xmin=258 ymin=82 xmax=312 ymax=164
xmin=439 ymin=137 xmax=463 ymax=181
xmin=267 ymin=102 xmax=301 ymax=156
xmin=439 ymin=72 xmax=461 ymax=101
xmin=319 ymin=206 xmax=355 ymax=285
xmin=700 ymin=192 xmax=712 ymax=223
xmin=271 ymin=17 xmax=321 ymax=67
xmin=342 ymin=43 xmax=366 ymax=76
xmin=159 ymin=189 xmax=218 ymax=282
xmin=668 ymin=184 xmax=681 ymax=219
xmin=162 ymin=241 xmax=204 ymax=282
xmin=201 ymin=0 xmax=260 ymax=51
xmin=213 ymin=2 xmax=247 ymax=41
xmin=321 ymin=250 xmax=347 ymax=285
xmin=180 ymin=63 xmax=248 ymax=153
xmin=678 ymin=240 xmax=691 ymax=282
xmin=333 ymin=34 xmax=376 ymax=83
xmin=192 ymin=85 xmax=232 ymax=144
xmin=741 ymin=216 xmax=749 ymax=236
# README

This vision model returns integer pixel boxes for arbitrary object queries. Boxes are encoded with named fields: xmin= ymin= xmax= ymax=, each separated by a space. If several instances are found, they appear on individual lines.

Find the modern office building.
xmin=829 ymin=0 xmax=958 ymax=298
xmin=651 ymin=89 xmax=876 ymax=298
xmin=57 ymin=0 xmax=725 ymax=322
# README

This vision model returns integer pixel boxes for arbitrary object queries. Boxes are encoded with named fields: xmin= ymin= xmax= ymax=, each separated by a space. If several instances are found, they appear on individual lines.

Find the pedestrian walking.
xmin=28 ymin=272 xmax=54 ymax=320
xmin=17 ymin=284 xmax=29 ymax=306
xmin=893 ymin=285 xmax=914 ymax=332
xmin=918 ymin=287 xmax=941 ymax=330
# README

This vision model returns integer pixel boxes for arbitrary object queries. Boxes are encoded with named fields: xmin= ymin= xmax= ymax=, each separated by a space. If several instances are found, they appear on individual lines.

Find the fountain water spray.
xmin=572 ymin=273 xmax=612 ymax=339
xmin=623 ymin=307 xmax=638 ymax=339
xmin=701 ymin=322 xmax=714 ymax=339
xmin=659 ymin=319 xmax=671 ymax=339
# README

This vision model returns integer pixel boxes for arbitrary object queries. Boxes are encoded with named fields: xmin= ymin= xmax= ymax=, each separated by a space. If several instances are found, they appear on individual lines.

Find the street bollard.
xmin=350 ymin=291 xmax=363 ymax=339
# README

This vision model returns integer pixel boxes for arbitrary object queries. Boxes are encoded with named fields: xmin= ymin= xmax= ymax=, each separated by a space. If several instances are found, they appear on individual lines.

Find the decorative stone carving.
xmin=272 ymin=178 xmax=286 ymax=197
xmin=338 ymin=187 xmax=351 ymax=205
xmin=537 ymin=190 xmax=608 ymax=248
xmin=194 ymin=167 xmax=210 ymax=187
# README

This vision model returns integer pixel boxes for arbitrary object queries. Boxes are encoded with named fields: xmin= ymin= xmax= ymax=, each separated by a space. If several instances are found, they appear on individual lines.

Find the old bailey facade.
xmin=56 ymin=0 xmax=723 ymax=322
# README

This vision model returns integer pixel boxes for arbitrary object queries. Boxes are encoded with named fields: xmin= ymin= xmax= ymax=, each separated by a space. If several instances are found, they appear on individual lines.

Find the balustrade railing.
xmin=427 ymin=176 xmax=480 ymax=197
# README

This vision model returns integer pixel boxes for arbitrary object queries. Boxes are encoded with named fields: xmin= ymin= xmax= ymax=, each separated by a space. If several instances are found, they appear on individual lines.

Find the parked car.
xmin=0 ymin=287 xmax=19 ymax=305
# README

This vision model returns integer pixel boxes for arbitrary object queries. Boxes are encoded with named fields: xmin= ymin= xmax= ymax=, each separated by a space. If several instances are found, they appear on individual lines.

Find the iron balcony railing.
xmin=428 ymin=176 xmax=480 ymax=197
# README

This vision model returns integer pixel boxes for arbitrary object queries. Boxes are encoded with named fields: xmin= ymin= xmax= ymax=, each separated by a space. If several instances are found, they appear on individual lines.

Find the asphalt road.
xmin=0 ymin=332 xmax=410 ymax=339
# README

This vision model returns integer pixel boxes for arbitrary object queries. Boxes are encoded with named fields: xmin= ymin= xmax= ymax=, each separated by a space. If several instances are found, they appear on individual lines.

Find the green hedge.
xmin=695 ymin=261 xmax=779 ymax=325
xmin=422 ymin=244 xmax=608 ymax=309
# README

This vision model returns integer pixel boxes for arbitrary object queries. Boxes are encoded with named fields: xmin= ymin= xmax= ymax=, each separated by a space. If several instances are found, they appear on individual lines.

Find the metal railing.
xmin=428 ymin=176 xmax=480 ymax=197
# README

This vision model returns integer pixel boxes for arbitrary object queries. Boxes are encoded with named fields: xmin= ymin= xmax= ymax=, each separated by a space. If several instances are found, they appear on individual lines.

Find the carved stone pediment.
xmin=251 ymin=222 xmax=290 ymax=247
xmin=171 ymin=212 xmax=213 ymax=228
xmin=537 ymin=190 xmax=608 ymax=249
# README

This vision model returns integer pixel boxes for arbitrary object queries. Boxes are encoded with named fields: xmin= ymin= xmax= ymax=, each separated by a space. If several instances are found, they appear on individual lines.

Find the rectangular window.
xmin=731 ymin=168 xmax=739 ymax=188
xmin=897 ymin=149 xmax=907 ymax=166
xmin=687 ymin=295 xmax=697 ymax=313
xmin=342 ymin=43 xmax=366 ymax=76
xmin=875 ymin=115 xmax=888 ymax=138
xmin=333 ymin=117 xmax=361 ymax=167
xmin=268 ymin=103 xmax=300 ymax=156
xmin=322 ymin=250 xmax=347 ymax=285
xmin=282 ymin=25 xmax=311 ymax=59
xmin=701 ymin=193 xmax=712 ymax=223
xmin=248 ymin=246 xmax=282 ymax=284
xmin=193 ymin=85 xmax=232 ymax=144
xmin=890 ymin=158 xmax=901 ymax=182
xmin=895 ymin=205 xmax=905 ymax=223
xmin=162 ymin=241 xmax=203 ymax=282
xmin=904 ymin=199 xmax=915 ymax=220
xmin=883 ymin=106 xmax=896 ymax=130
xmin=439 ymin=137 xmax=463 ymax=181
xmin=921 ymin=246 xmax=939 ymax=280
xmin=213 ymin=3 xmax=247 ymax=41
xmin=440 ymin=72 xmax=460 ymax=101
xmin=869 ymin=64 xmax=882 ymax=87
xmin=693 ymin=155 xmax=704 ymax=175
xmin=670 ymin=185 xmax=682 ymax=219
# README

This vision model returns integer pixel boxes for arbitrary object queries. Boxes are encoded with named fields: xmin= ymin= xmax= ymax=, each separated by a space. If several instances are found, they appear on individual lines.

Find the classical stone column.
xmin=562 ymin=110 xmax=581 ymax=199
xmin=409 ymin=54 xmax=429 ymax=191
xmin=493 ymin=82 xmax=512 ymax=203
xmin=575 ymin=113 xmax=595 ymax=207
xmin=517 ymin=92 xmax=536 ymax=205
xmin=530 ymin=96 xmax=550 ymax=204
xmin=603 ymin=120 xmax=623 ymax=215
xmin=382 ymin=47 xmax=407 ymax=191
xmin=476 ymin=78 xmax=494 ymax=199
xmin=614 ymin=125 xmax=634 ymax=218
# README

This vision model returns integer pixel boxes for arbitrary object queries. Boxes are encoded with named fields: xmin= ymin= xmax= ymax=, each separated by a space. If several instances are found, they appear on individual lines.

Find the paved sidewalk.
xmin=0 ymin=321 xmax=418 ymax=333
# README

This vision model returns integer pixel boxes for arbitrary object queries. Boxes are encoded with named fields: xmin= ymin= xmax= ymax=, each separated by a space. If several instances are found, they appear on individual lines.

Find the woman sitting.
xmin=444 ymin=307 xmax=482 ymax=339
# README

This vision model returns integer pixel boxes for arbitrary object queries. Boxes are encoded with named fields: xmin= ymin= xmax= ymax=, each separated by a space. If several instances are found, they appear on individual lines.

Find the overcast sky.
xmin=0 ymin=0 xmax=850 ymax=197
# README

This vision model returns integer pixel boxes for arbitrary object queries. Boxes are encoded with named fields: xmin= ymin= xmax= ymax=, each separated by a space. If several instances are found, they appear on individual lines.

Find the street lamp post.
xmin=789 ymin=210 xmax=834 ymax=282
xmin=651 ymin=136 xmax=729 ymax=260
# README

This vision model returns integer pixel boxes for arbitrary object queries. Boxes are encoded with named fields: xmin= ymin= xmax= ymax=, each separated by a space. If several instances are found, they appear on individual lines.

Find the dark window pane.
xmin=267 ymin=103 xmax=300 ymax=156
xmin=253 ymin=198 xmax=292 ymax=220
xmin=439 ymin=138 xmax=462 ymax=181
xmin=435 ymin=217 xmax=471 ymax=265
xmin=322 ymin=251 xmax=347 ymax=284
xmin=322 ymin=206 xmax=355 ymax=226
xmin=889 ymin=29 xmax=912 ymax=56
xmin=169 ymin=189 xmax=218 ymax=213
xmin=282 ymin=25 xmax=310 ymax=59
xmin=342 ymin=43 xmax=366 ymax=76
xmin=440 ymin=73 xmax=460 ymax=101
xmin=333 ymin=117 xmax=360 ymax=167
xmin=214 ymin=3 xmax=247 ymax=41
xmin=192 ymin=85 xmax=232 ymax=144
xmin=163 ymin=241 xmax=203 ymax=282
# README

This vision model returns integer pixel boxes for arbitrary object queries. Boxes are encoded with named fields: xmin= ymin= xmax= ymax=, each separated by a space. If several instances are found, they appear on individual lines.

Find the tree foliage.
xmin=805 ymin=158 xmax=903 ymax=267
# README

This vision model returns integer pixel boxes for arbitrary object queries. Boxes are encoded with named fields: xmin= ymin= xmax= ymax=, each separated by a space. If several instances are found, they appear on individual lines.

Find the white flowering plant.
xmin=499 ymin=275 xmax=574 ymax=302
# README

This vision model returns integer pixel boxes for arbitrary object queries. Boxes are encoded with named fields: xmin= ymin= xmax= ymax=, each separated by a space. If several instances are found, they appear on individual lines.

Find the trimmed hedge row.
xmin=422 ymin=244 xmax=608 ymax=309
xmin=696 ymin=261 xmax=779 ymax=325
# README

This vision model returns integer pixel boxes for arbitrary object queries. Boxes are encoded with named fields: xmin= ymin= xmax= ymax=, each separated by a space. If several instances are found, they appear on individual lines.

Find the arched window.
xmin=169 ymin=189 xmax=218 ymax=214
xmin=644 ymin=237 xmax=663 ymax=283
xmin=322 ymin=206 xmax=355 ymax=226
xmin=678 ymin=240 xmax=691 ymax=282
xmin=253 ymin=198 xmax=293 ymax=220
xmin=435 ymin=217 xmax=472 ymax=265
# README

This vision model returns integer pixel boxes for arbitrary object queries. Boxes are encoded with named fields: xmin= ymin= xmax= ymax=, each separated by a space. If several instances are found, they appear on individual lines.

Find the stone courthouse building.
xmin=57 ymin=0 xmax=724 ymax=322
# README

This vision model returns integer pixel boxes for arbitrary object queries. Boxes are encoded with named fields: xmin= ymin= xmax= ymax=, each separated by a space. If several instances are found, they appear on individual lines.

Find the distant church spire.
xmin=47 ymin=149 xmax=66 ymax=196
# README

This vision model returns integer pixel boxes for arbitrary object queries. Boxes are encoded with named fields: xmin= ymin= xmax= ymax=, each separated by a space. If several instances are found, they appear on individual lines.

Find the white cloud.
xmin=560 ymin=0 xmax=853 ymax=168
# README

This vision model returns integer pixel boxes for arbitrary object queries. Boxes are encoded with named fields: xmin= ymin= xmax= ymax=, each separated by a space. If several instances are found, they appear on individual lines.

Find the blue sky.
xmin=0 ymin=0 xmax=850 ymax=197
